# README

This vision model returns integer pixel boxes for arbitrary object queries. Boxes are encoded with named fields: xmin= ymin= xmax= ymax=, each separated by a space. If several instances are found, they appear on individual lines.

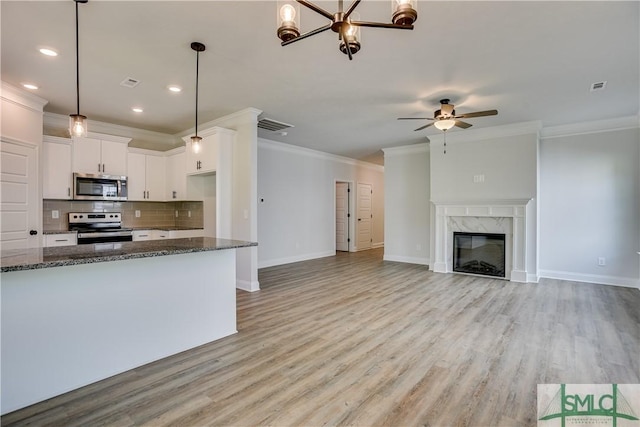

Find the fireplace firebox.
xmin=453 ymin=232 xmax=506 ymax=278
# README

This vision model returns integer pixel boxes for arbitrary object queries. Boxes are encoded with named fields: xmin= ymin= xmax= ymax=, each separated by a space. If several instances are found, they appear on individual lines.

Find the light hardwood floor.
xmin=3 ymin=248 xmax=639 ymax=426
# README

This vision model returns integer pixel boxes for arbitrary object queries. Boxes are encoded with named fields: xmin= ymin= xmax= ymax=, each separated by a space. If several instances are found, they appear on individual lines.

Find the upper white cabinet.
xmin=127 ymin=150 xmax=166 ymax=201
xmin=43 ymin=136 xmax=73 ymax=199
xmin=184 ymin=127 xmax=234 ymax=175
xmin=72 ymin=134 xmax=130 ymax=176
xmin=166 ymin=148 xmax=187 ymax=200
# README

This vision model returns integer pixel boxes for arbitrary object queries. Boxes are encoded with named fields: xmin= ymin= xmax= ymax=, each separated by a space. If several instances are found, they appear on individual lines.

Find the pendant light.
xmin=69 ymin=0 xmax=88 ymax=137
xmin=190 ymin=42 xmax=205 ymax=154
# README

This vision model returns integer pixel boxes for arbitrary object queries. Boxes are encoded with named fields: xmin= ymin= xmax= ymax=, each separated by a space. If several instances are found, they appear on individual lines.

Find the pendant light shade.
xmin=190 ymin=42 xmax=205 ymax=154
xmin=69 ymin=0 xmax=88 ymax=137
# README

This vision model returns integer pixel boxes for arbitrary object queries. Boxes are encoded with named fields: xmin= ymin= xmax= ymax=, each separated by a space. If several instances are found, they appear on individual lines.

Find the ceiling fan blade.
xmin=414 ymin=123 xmax=434 ymax=131
xmin=297 ymin=0 xmax=334 ymax=20
xmin=455 ymin=120 xmax=472 ymax=129
xmin=350 ymin=21 xmax=414 ymax=30
xmin=344 ymin=0 xmax=361 ymax=19
xmin=281 ymin=23 xmax=332 ymax=46
xmin=397 ymin=117 xmax=432 ymax=120
xmin=454 ymin=109 xmax=498 ymax=119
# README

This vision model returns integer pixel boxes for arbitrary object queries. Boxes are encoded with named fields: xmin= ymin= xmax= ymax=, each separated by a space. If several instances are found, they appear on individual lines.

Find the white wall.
xmin=382 ymin=144 xmax=430 ymax=265
xmin=539 ymin=126 xmax=640 ymax=287
xmin=258 ymin=138 xmax=384 ymax=268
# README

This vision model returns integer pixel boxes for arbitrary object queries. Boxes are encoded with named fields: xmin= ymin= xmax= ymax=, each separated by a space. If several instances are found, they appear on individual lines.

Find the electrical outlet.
xmin=473 ymin=174 xmax=485 ymax=183
xmin=188 ymin=210 xmax=191 ymax=218
xmin=135 ymin=210 xmax=141 ymax=218
xmin=175 ymin=210 xmax=179 ymax=218
xmin=598 ymin=257 xmax=606 ymax=266
xmin=51 ymin=210 xmax=59 ymax=219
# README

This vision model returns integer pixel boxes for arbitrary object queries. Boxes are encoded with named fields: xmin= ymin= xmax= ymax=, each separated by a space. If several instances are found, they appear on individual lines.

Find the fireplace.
xmin=453 ymin=232 xmax=506 ymax=278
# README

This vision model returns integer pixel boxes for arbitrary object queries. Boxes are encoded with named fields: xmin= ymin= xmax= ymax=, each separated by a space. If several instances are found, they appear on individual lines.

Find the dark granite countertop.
xmin=1 ymin=237 xmax=257 ymax=272
xmin=130 ymin=227 xmax=204 ymax=231
xmin=43 ymin=230 xmax=78 ymax=235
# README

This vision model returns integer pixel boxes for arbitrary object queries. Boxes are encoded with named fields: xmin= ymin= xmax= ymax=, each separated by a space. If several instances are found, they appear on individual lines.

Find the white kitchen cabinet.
xmin=127 ymin=150 xmax=166 ymax=201
xmin=166 ymin=149 xmax=187 ymax=200
xmin=169 ymin=229 xmax=204 ymax=239
xmin=132 ymin=230 xmax=153 ymax=241
xmin=152 ymin=229 xmax=169 ymax=239
xmin=72 ymin=134 xmax=129 ymax=176
xmin=43 ymin=136 xmax=73 ymax=199
xmin=184 ymin=127 xmax=234 ymax=175
xmin=43 ymin=233 xmax=77 ymax=247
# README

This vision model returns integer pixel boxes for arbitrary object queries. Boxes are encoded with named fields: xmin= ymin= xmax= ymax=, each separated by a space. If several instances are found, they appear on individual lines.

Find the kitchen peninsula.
xmin=0 ymin=237 xmax=257 ymax=414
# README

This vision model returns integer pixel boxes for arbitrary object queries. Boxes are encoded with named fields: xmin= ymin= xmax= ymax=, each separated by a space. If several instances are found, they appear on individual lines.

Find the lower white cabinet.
xmin=132 ymin=230 xmax=153 ymax=241
xmin=169 ymin=229 xmax=203 ymax=239
xmin=153 ymin=230 xmax=169 ymax=239
xmin=44 ymin=233 xmax=77 ymax=247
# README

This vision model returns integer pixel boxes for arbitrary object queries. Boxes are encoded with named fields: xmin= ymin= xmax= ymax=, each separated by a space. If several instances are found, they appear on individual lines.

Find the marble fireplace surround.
xmin=432 ymin=199 xmax=532 ymax=282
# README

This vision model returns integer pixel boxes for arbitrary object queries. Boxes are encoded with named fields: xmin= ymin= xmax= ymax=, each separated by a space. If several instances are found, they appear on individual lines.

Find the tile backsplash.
xmin=43 ymin=200 xmax=204 ymax=231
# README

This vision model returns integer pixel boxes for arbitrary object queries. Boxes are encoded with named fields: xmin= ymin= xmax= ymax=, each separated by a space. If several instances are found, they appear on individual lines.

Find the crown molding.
xmin=43 ymin=112 xmax=180 ymax=150
xmin=539 ymin=115 xmax=640 ymax=139
xmin=259 ymin=138 xmax=384 ymax=172
xmin=43 ymin=135 xmax=72 ymax=145
xmin=428 ymin=121 xmax=542 ymax=145
xmin=179 ymin=108 xmax=263 ymax=137
xmin=1 ymin=81 xmax=48 ymax=112
xmin=382 ymin=143 xmax=429 ymax=157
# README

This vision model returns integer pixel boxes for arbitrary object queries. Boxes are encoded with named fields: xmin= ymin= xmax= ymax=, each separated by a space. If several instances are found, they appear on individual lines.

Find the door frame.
xmin=334 ymin=179 xmax=355 ymax=253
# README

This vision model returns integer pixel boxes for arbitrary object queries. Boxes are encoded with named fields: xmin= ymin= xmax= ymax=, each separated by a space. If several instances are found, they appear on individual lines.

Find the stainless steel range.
xmin=69 ymin=212 xmax=133 ymax=244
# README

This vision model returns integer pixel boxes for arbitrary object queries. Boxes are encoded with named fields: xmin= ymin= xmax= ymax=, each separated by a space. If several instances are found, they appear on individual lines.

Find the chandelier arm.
xmin=296 ymin=0 xmax=334 ymax=20
xmin=343 ymin=0 xmax=361 ymax=19
xmin=350 ymin=21 xmax=414 ymax=30
xmin=281 ymin=23 xmax=332 ymax=46
xmin=340 ymin=26 xmax=353 ymax=60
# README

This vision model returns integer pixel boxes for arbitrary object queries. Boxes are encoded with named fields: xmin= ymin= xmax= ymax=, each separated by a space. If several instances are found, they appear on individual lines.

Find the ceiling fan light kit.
xmin=69 ymin=0 xmax=89 ymax=138
xmin=434 ymin=119 xmax=455 ymax=131
xmin=277 ymin=0 xmax=417 ymax=60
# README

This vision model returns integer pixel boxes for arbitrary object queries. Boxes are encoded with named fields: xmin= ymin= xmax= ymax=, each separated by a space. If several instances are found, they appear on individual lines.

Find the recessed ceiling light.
xmin=167 ymin=85 xmax=182 ymax=93
xmin=132 ymin=107 xmax=143 ymax=113
xmin=22 ymin=83 xmax=39 ymax=90
xmin=39 ymin=48 xmax=58 ymax=57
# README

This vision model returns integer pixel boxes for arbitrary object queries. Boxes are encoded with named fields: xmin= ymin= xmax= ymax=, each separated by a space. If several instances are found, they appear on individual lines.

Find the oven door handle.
xmin=77 ymin=231 xmax=132 ymax=239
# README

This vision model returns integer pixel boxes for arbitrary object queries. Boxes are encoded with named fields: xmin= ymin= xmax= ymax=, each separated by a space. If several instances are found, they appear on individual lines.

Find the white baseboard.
xmin=433 ymin=262 xmax=447 ymax=273
xmin=236 ymin=279 xmax=260 ymax=292
xmin=383 ymin=254 xmax=429 ymax=266
xmin=258 ymin=250 xmax=335 ymax=269
xmin=510 ymin=270 xmax=528 ymax=283
xmin=372 ymin=242 xmax=384 ymax=249
xmin=539 ymin=269 xmax=640 ymax=289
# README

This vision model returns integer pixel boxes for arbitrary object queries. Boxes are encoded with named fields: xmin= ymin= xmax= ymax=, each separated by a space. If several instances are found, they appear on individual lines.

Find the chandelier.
xmin=277 ymin=0 xmax=418 ymax=60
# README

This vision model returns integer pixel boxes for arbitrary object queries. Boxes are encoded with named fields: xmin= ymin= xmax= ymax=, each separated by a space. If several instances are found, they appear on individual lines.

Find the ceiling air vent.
xmin=257 ymin=117 xmax=294 ymax=132
xmin=590 ymin=81 xmax=607 ymax=92
xmin=120 ymin=77 xmax=140 ymax=88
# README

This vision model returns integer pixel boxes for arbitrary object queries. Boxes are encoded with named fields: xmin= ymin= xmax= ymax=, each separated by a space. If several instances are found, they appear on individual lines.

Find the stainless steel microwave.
xmin=73 ymin=173 xmax=128 ymax=201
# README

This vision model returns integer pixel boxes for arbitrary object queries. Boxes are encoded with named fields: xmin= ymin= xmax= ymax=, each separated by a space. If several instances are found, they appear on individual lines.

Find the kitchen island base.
xmin=1 ymin=249 xmax=237 ymax=414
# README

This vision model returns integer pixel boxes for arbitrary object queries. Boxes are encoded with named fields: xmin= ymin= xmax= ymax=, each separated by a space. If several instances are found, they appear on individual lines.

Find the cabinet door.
xmin=72 ymin=137 xmax=102 ymax=174
xmin=145 ymin=155 xmax=166 ymax=201
xmin=132 ymin=230 xmax=153 ymax=241
xmin=44 ymin=233 xmax=77 ymax=247
xmin=43 ymin=140 xmax=72 ymax=199
xmin=127 ymin=152 xmax=147 ymax=201
xmin=185 ymin=136 xmax=216 ymax=175
xmin=101 ymin=140 xmax=128 ymax=176
xmin=166 ymin=152 xmax=186 ymax=200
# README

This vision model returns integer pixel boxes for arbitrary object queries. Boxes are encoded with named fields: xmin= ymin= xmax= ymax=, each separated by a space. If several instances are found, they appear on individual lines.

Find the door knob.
xmin=29 ymin=230 xmax=38 ymax=235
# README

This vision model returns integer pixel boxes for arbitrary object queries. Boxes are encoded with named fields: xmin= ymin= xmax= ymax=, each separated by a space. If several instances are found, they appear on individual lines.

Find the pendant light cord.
xmin=195 ymin=50 xmax=199 ymax=137
xmin=75 ymin=0 xmax=80 ymax=116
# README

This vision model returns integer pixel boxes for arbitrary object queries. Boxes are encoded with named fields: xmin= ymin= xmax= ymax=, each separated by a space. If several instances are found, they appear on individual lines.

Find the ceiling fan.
xmin=398 ymin=99 xmax=498 ymax=131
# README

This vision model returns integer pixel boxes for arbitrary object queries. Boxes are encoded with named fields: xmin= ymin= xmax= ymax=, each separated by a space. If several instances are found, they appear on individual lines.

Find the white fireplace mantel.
xmin=431 ymin=199 xmax=533 ymax=282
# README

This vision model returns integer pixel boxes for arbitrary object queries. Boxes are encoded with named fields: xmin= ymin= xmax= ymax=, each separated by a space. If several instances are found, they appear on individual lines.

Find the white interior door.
xmin=1 ymin=141 xmax=40 ymax=250
xmin=336 ymin=182 xmax=349 ymax=251
xmin=357 ymin=182 xmax=372 ymax=251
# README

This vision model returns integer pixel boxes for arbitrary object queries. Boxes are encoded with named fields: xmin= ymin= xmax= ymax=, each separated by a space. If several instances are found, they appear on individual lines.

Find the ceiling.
xmin=2 ymin=1 xmax=638 ymax=164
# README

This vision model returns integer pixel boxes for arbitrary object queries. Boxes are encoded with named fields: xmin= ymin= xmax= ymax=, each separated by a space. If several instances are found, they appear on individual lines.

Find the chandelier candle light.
xmin=277 ymin=0 xmax=417 ymax=60
xmin=190 ymin=42 xmax=206 ymax=154
xmin=69 ymin=0 xmax=88 ymax=137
